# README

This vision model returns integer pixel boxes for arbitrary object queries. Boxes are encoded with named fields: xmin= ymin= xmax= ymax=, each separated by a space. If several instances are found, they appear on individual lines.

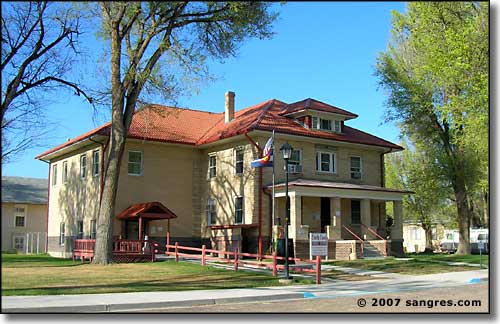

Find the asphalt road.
xmin=140 ymin=282 xmax=489 ymax=313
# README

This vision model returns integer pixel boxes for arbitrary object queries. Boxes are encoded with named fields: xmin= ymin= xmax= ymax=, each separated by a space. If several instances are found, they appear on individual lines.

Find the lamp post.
xmin=280 ymin=142 xmax=293 ymax=280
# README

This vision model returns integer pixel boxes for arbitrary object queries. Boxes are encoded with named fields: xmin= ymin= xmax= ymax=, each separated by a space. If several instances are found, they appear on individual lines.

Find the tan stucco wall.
xmin=1 ymin=202 xmax=47 ymax=252
xmin=115 ymin=140 xmax=200 ymax=239
xmin=199 ymin=139 xmax=260 ymax=240
xmin=259 ymin=135 xmax=384 ymax=187
xmin=45 ymin=130 xmax=391 ymax=256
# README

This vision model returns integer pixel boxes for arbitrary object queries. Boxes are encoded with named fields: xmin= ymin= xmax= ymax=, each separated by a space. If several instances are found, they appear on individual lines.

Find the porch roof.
xmin=266 ymin=179 xmax=413 ymax=195
xmin=116 ymin=201 xmax=178 ymax=220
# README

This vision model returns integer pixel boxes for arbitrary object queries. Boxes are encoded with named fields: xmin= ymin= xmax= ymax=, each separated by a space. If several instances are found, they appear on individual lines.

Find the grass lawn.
xmin=406 ymin=253 xmax=489 ymax=265
xmin=325 ymin=257 xmax=477 ymax=275
xmin=1 ymin=254 xmax=313 ymax=296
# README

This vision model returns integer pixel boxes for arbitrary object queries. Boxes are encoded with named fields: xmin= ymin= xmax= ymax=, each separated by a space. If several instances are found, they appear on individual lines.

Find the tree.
xmin=385 ymin=139 xmax=451 ymax=252
xmin=376 ymin=2 xmax=488 ymax=254
xmin=1 ymin=1 xmax=93 ymax=163
xmin=92 ymin=2 xmax=278 ymax=264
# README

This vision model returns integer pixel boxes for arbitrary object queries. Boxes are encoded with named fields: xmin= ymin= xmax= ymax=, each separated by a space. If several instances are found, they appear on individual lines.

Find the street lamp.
xmin=280 ymin=142 xmax=293 ymax=280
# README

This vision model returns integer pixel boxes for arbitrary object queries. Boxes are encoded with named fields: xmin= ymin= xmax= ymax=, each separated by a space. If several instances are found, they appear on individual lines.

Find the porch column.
xmin=138 ymin=217 xmax=143 ymax=241
xmin=361 ymin=199 xmax=371 ymax=240
xmin=392 ymin=201 xmax=403 ymax=240
xmin=289 ymin=193 xmax=302 ymax=240
xmin=328 ymin=197 xmax=342 ymax=240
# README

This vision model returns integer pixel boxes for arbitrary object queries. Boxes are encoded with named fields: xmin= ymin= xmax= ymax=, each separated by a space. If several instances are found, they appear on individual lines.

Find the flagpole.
xmin=272 ymin=129 xmax=275 ymax=252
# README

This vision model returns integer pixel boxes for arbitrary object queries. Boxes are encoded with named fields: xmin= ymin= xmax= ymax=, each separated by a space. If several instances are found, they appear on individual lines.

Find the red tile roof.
xmin=116 ymin=201 xmax=178 ymax=220
xmin=279 ymin=98 xmax=358 ymax=118
xmin=36 ymin=98 xmax=402 ymax=159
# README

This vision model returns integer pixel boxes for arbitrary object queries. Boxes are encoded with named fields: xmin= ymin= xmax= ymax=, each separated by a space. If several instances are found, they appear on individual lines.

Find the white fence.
xmin=20 ymin=232 xmax=47 ymax=254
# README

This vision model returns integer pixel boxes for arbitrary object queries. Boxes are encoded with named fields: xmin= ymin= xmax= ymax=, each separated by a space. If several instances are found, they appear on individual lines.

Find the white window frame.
xmin=234 ymin=196 xmax=244 ymax=224
xmin=90 ymin=219 xmax=97 ymax=239
xmin=59 ymin=222 xmax=65 ymax=246
xmin=320 ymin=118 xmax=332 ymax=131
xmin=289 ymin=149 xmax=302 ymax=166
xmin=52 ymin=164 xmax=57 ymax=186
xmin=208 ymin=154 xmax=217 ymax=179
xmin=128 ymin=150 xmax=143 ymax=176
xmin=80 ymin=154 xmax=87 ymax=179
xmin=206 ymin=198 xmax=217 ymax=225
xmin=334 ymin=120 xmax=341 ymax=133
xmin=77 ymin=220 xmax=84 ymax=239
xmin=14 ymin=205 xmax=27 ymax=227
xmin=62 ymin=161 xmax=68 ymax=183
xmin=92 ymin=150 xmax=100 ymax=177
xmin=234 ymin=148 xmax=244 ymax=175
xmin=350 ymin=156 xmax=362 ymax=180
xmin=13 ymin=235 xmax=25 ymax=251
xmin=312 ymin=116 xmax=319 ymax=129
xmin=316 ymin=151 xmax=336 ymax=173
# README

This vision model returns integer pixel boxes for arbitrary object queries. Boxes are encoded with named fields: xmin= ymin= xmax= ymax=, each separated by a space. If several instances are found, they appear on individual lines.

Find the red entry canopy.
xmin=116 ymin=201 xmax=178 ymax=220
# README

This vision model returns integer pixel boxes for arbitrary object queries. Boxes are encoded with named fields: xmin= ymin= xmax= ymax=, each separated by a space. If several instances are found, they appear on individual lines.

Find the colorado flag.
xmin=251 ymin=136 xmax=273 ymax=168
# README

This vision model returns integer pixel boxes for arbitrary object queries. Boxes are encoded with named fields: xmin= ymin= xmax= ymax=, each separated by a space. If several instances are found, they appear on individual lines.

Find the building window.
xmin=92 ymin=150 xmax=100 ymax=177
xmin=334 ymin=120 xmax=341 ymax=133
xmin=206 ymin=198 xmax=217 ymax=225
xmin=59 ymin=223 xmax=65 ymax=246
xmin=312 ymin=117 xmax=318 ymax=129
xmin=235 ymin=196 xmax=244 ymax=224
xmin=316 ymin=151 xmax=336 ymax=173
xmin=52 ymin=164 xmax=57 ymax=186
xmin=15 ymin=206 xmax=26 ymax=227
xmin=351 ymin=200 xmax=361 ymax=224
xmin=289 ymin=150 xmax=301 ymax=165
xmin=90 ymin=219 xmax=97 ymax=239
xmin=432 ymin=228 xmax=437 ymax=240
xmin=62 ymin=161 xmax=68 ymax=183
xmin=235 ymin=148 xmax=244 ymax=175
xmin=128 ymin=151 xmax=143 ymax=175
xmin=320 ymin=118 xmax=332 ymax=131
xmin=14 ymin=236 xmax=25 ymax=251
xmin=77 ymin=220 xmax=84 ymax=239
xmin=80 ymin=154 xmax=87 ymax=179
xmin=350 ymin=156 xmax=362 ymax=179
xmin=208 ymin=155 xmax=217 ymax=178
xmin=410 ymin=228 xmax=422 ymax=240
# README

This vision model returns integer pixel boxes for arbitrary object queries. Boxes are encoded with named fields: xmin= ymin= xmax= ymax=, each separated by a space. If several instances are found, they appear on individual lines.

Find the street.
xmin=140 ymin=282 xmax=488 ymax=313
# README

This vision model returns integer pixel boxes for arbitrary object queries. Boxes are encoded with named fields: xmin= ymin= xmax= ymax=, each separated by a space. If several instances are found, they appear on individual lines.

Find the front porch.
xmin=270 ymin=179 xmax=410 ymax=260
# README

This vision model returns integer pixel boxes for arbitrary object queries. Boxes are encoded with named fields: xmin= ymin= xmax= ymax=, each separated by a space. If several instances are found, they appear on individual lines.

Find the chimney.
xmin=225 ymin=91 xmax=235 ymax=123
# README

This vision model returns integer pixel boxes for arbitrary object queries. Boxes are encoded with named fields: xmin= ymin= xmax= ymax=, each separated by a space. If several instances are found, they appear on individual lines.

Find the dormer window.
xmin=311 ymin=117 xmax=341 ymax=133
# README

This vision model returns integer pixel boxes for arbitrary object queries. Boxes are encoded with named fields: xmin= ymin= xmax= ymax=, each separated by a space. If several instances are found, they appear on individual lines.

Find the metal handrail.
xmin=342 ymin=225 xmax=364 ymax=256
xmin=360 ymin=224 xmax=387 ymax=256
xmin=360 ymin=224 xmax=386 ymax=241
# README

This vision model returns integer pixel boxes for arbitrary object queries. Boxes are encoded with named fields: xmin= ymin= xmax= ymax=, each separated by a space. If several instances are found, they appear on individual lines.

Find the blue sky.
xmin=3 ymin=1 xmax=407 ymax=179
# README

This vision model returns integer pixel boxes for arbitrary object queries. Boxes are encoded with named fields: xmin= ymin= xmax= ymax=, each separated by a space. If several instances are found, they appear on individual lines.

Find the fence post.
xmin=234 ymin=248 xmax=239 ymax=271
xmin=202 ymin=245 xmax=206 ymax=266
xmin=272 ymin=252 xmax=277 ymax=277
xmin=316 ymin=255 xmax=321 ymax=284
xmin=175 ymin=242 xmax=179 ymax=262
xmin=166 ymin=232 xmax=170 ymax=255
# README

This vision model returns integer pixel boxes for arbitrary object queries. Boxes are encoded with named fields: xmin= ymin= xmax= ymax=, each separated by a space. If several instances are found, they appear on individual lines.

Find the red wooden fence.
xmin=73 ymin=239 xmax=159 ymax=262
xmin=165 ymin=243 xmax=322 ymax=284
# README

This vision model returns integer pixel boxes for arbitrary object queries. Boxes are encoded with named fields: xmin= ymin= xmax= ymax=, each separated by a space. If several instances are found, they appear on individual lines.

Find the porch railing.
xmin=73 ymin=239 xmax=159 ymax=262
xmin=342 ymin=225 xmax=364 ymax=256
xmin=360 ymin=224 xmax=387 ymax=256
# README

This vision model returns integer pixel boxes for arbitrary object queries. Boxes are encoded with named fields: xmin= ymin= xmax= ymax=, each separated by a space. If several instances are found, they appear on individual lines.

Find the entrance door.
xmin=125 ymin=220 xmax=139 ymax=240
xmin=320 ymin=197 xmax=331 ymax=232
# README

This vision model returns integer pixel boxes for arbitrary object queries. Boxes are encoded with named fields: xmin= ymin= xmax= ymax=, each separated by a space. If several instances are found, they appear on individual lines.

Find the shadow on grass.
xmin=2 ymin=273 xmax=280 ymax=296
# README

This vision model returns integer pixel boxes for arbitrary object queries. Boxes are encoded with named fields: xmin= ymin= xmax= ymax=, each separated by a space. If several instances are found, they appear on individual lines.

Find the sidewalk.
xmin=2 ymin=269 xmax=488 ymax=313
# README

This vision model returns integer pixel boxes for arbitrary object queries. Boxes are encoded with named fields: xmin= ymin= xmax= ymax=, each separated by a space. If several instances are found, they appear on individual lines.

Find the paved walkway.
xmin=2 ymin=269 xmax=488 ymax=313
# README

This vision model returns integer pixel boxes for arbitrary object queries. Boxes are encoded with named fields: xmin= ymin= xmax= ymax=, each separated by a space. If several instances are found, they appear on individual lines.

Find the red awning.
xmin=116 ymin=201 xmax=178 ymax=220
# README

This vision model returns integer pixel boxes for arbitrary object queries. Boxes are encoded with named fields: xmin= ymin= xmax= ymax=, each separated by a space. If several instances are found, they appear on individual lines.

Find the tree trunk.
xmin=454 ymin=178 xmax=471 ymax=255
xmin=482 ymin=190 xmax=488 ymax=228
xmin=422 ymin=223 xmax=433 ymax=253
xmin=92 ymin=126 xmax=126 ymax=264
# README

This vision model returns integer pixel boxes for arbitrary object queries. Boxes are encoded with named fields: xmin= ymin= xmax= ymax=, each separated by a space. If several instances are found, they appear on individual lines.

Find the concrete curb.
xmin=2 ymin=292 xmax=304 ymax=313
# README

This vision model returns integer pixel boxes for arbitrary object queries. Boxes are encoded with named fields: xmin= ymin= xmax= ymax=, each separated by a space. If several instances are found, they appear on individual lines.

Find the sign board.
xmin=310 ymin=233 xmax=328 ymax=259
xmin=478 ymin=241 xmax=485 ymax=250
